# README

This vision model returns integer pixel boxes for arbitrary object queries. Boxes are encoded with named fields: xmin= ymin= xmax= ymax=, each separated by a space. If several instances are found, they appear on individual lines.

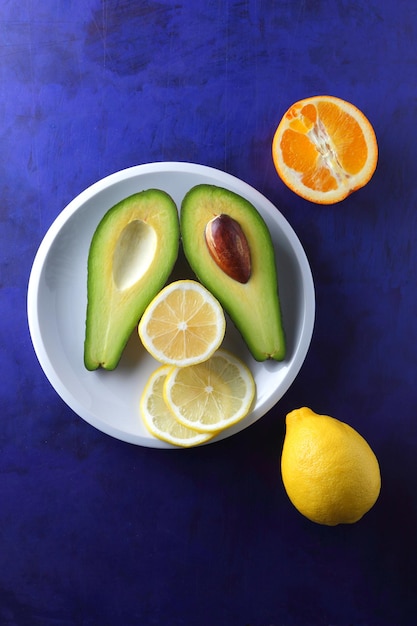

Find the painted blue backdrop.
xmin=1 ymin=1 xmax=417 ymax=624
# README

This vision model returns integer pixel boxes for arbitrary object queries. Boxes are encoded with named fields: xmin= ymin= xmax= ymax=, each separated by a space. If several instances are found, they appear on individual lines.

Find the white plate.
xmin=27 ymin=162 xmax=315 ymax=448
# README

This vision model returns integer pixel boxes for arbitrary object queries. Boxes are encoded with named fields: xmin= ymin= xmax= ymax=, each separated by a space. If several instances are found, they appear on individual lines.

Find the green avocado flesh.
xmin=180 ymin=184 xmax=285 ymax=361
xmin=84 ymin=189 xmax=180 ymax=370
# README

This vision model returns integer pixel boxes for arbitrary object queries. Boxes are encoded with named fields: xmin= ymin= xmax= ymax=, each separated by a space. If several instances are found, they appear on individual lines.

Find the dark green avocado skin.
xmin=180 ymin=184 xmax=285 ymax=361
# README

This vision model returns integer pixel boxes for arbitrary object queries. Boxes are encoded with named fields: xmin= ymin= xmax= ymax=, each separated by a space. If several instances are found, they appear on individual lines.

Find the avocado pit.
xmin=205 ymin=214 xmax=251 ymax=284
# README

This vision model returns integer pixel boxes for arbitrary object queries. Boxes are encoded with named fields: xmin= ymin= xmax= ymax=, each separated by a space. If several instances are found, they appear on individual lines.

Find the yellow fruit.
xmin=140 ymin=364 xmax=214 ymax=447
xmin=272 ymin=95 xmax=378 ymax=204
xmin=281 ymin=407 xmax=381 ymax=525
xmin=163 ymin=349 xmax=256 ymax=433
xmin=138 ymin=279 xmax=226 ymax=367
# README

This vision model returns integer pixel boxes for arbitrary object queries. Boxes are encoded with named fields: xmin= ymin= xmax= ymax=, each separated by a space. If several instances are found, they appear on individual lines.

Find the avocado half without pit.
xmin=84 ymin=189 xmax=180 ymax=371
xmin=180 ymin=184 xmax=286 ymax=362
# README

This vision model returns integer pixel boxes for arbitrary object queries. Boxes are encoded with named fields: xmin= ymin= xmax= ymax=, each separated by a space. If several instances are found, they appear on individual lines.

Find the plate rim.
xmin=27 ymin=161 xmax=315 ymax=448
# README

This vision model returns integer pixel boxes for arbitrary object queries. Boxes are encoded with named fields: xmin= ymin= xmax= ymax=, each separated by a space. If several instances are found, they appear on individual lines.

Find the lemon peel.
xmin=281 ymin=407 xmax=381 ymax=525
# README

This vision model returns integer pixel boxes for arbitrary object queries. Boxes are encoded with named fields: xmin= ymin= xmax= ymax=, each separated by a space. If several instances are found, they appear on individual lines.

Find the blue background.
xmin=1 ymin=1 xmax=417 ymax=624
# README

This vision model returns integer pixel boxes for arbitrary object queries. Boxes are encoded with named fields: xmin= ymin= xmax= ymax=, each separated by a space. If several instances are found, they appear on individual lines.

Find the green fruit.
xmin=84 ymin=189 xmax=180 ymax=370
xmin=180 ymin=184 xmax=285 ymax=361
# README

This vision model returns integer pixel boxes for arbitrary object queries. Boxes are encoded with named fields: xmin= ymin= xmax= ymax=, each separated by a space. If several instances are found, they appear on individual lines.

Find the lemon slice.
xmin=138 ymin=280 xmax=226 ymax=366
xmin=140 ymin=365 xmax=214 ymax=447
xmin=163 ymin=349 xmax=256 ymax=433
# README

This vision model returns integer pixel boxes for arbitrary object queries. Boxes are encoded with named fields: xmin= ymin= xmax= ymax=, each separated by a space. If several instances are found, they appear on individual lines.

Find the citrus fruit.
xmin=140 ymin=364 xmax=214 ymax=447
xmin=272 ymin=95 xmax=378 ymax=204
xmin=138 ymin=279 xmax=226 ymax=367
xmin=281 ymin=407 xmax=381 ymax=525
xmin=163 ymin=349 xmax=256 ymax=433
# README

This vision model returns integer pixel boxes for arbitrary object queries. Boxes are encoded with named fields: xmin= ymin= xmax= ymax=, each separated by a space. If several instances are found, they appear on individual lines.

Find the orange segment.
xmin=272 ymin=96 xmax=378 ymax=204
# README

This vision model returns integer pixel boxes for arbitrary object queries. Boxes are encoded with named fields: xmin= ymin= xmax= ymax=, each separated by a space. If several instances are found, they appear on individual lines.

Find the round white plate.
xmin=27 ymin=162 xmax=315 ymax=448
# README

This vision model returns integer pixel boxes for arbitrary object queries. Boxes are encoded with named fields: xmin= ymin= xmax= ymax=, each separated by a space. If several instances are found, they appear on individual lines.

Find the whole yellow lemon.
xmin=281 ymin=407 xmax=381 ymax=526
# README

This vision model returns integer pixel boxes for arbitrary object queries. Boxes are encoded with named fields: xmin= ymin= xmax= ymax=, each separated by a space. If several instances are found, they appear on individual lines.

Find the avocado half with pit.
xmin=180 ymin=184 xmax=285 ymax=361
xmin=84 ymin=189 xmax=179 ymax=370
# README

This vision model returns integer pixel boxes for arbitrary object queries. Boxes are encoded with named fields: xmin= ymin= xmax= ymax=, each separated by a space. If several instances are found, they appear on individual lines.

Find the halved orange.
xmin=272 ymin=95 xmax=378 ymax=204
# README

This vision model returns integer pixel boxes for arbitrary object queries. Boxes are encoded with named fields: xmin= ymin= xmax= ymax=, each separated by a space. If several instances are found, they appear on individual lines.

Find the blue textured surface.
xmin=1 ymin=1 xmax=417 ymax=624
